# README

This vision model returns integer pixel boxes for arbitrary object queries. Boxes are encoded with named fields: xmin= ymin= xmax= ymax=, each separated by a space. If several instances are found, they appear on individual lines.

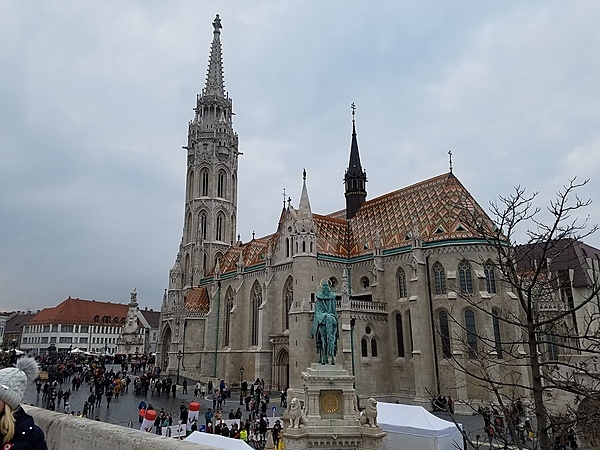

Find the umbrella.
xmin=70 ymin=348 xmax=83 ymax=354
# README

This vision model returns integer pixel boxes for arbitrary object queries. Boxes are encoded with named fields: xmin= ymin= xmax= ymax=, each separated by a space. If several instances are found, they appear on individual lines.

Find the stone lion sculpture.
xmin=359 ymin=398 xmax=379 ymax=427
xmin=289 ymin=397 xmax=307 ymax=428
xmin=285 ymin=387 xmax=296 ymax=414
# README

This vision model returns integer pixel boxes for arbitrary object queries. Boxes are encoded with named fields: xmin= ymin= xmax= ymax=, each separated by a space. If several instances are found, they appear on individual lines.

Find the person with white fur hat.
xmin=0 ymin=357 xmax=48 ymax=449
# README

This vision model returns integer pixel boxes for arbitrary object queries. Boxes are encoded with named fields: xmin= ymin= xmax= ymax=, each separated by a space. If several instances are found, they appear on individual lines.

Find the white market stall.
xmin=184 ymin=432 xmax=253 ymax=449
xmin=377 ymin=402 xmax=464 ymax=450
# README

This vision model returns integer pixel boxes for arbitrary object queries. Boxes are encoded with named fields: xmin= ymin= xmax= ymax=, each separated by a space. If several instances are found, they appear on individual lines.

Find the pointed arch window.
xmin=217 ymin=170 xmax=226 ymax=198
xmin=200 ymin=212 xmax=207 ymax=240
xmin=251 ymin=282 xmax=261 ymax=346
xmin=395 ymin=313 xmax=405 ymax=357
xmin=371 ymin=339 xmax=378 ymax=357
xmin=484 ymin=261 xmax=497 ymax=294
xmin=285 ymin=238 xmax=290 ymax=258
xmin=459 ymin=261 xmax=473 ymax=294
xmin=215 ymin=213 xmax=224 ymax=241
xmin=407 ymin=309 xmax=414 ymax=354
xmin=397 ymin=267 xmax=408 ymax=298
xmin=186 ymin=212 xmax=193 ymax=244
xmin=439 ymin=310 xmax=452 ymax=358
xmin=224 ymin=288 xmax=234 ymax=347
xmin=283 ymin=277 xmax=293 ymax=331
xmin=433 ymin=262 xmax=447 ymax=295
xmin=465 ymin=310 xmax=478 ymax=358
xmin=187 ymin=170 xmax=195 ymax=200
xmin=361 ymin=338 xmax=368 ymax=357
xmin=492 ymin=309 xmax=503 ymax=359
xmin=201 ymin=169 xmax=209 ymax=196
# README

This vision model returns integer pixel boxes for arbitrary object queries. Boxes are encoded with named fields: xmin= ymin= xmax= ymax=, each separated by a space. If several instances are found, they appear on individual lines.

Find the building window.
xmin=360 ymin=276 xmax=370 ymax=289
xmin=200 ymin=212 xmax=207 ymax=240
xmin=285 ymin=238 xmax=290 ymax=258
xmin=80 ymin=337 xmax=88 ymax=344
xmin=458 ymin=261 xmax=473 ymax=294
xmin=397 ymin=267 xmax=408 ymax=298
xmin=492 ymin=309 xmax=503 ymax=359
xmin=395 ymin=313 xmax=405 ymax=357
xmin=283 ymin=277 xmax=293 ymax=331
xmin=484 ymin=261 xmax=497 ymax=294
xmin=407 ymin=310 xmax=414 ymax=353
xmin=41 ymin=337 xmax=48 ymax=344
xmin=42 ymin=325 xmax=50 ymax=333
xmin=187 ymin=170 xmax=195 ymax=200
xmin=465 ymin=310 xmax=478 ymax=358
xmin=439 ymin=310 xmax=452 ymax=358
xmin=361 ymin=338 xmax=368 ymax=357
xmin=59 ymin=337 xmax=72 ymax=344
xmin=224 ymin=288 xmax=233 ymax=347
xmin=547 ymin=333 xmax=559 ymax=361
xmin=251 ymin=281 xmax=261 ymax=346
xmin=371 ymin=339 xmax=378 ymax=357
xmin=201 ymin=169 xmax=209 ymax=196
xmin=217 ymin=170 xmax=226 ymax=197
xmin=215 ymin=213 xmax=224 ymax=241
xmin=50 ymin=337 xmax=56 ymax=343
xmin=433 ymin=262 xmax=447 ymax=295
xmin=61 ymin=325 xmax=74 ymax=333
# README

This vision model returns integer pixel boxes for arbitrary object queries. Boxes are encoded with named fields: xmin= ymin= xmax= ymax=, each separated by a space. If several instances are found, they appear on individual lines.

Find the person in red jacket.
xmin=0 ymin=357 xmax=48 ymax=449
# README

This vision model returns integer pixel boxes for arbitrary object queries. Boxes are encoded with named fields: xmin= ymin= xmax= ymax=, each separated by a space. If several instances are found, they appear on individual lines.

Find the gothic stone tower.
xmin=159 ymin=15 xmax=239 ymax=370
xmin=180 ymin=13 xmax=239 ymax=286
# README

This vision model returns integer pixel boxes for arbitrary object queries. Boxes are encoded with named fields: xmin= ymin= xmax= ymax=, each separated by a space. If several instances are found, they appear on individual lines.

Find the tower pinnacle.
xmin=344 ymin=103 xmax=367 ymax=219
xmin=204 ymin=14 xmax=225 ymax=97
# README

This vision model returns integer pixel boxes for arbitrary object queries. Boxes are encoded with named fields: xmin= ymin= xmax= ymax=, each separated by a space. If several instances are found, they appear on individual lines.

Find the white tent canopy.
xmin=377 ymin=402 xmax=463 ymax=450
xmin=184 ymin=431 xmax=253 ymax=449
xmin=70 ymin=348 xmax=83 ymax=353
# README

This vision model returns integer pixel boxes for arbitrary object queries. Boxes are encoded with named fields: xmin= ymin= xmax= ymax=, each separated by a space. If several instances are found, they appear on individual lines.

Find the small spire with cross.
xmin=282 ymin=188 xmax=287 ymax=207
xmin=448 ymin=149 xmax=453 ymax=173
xmin=252 ymin=230 xmax=255 ymax=240
xmin=303 ymin=168 xmax=306 ymax=180
xmin=351 ymin=102 xmax=356 ymax=124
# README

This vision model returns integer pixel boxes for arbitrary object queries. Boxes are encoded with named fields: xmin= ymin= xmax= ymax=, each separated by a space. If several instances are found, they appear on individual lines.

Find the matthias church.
xmin=157 ymin=15 xmax=516 ymax=408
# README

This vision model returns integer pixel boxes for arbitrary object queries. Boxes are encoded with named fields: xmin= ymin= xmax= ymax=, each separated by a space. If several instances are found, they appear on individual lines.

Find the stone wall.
xmin=24 ymin=406 xmax=211 ymax=450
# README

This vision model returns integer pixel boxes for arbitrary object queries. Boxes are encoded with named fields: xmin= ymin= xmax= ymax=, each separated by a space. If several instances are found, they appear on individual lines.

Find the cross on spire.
xmin=448 ymin=149 xmax=453 ymax=173
xmin=351 ymin=102 xmax=356 ymax=123
xmin=282 ymin=188 xmax=287 ymax=207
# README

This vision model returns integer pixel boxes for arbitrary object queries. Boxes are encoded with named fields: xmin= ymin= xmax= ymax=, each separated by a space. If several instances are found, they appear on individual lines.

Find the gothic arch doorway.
xmin=274 ymin=348 xmax=289 ymax=391
xmin=160 ymin=325 xmax=172 ymax=371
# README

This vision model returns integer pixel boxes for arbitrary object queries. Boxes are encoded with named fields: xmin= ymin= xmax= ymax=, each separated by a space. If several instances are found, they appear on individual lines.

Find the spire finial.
xmin=213 ymin=14 xmax=222 ymax=33
xmin=351 ymin=102 xmax=356 ymax=124
xmin=303 ymin=168 xmax=306 ymax=180
xmin=448 ymin=149 xmax=453 ymax=173
xmin=282 ymin=188 xmax=287 ymax=207
xmin=252 ymin=230 xmax=255 ymax=240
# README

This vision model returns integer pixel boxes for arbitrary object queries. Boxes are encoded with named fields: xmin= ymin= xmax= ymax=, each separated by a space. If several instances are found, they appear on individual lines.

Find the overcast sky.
xmin=1 ymin=1 xmax=599 ymax=312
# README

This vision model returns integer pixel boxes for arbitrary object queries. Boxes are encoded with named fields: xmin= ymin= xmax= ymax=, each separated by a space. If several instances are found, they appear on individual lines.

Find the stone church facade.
xmin=157 ymin=15 xmax=519 ymax=409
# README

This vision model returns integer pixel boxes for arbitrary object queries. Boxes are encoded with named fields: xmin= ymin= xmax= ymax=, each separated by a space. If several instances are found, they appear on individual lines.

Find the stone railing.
xmin=24 ymin=406 xmax=210 ymax=449
xmin=350 ymin=300 xmax=387 ymax=312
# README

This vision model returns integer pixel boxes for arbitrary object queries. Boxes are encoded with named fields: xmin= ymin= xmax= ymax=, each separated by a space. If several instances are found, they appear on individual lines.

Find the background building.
xmin=2 ymin=311 xmax=37 ymax=350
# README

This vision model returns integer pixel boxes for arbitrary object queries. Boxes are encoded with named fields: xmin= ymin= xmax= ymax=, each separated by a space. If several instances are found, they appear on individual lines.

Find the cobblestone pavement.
xmin=23 ymin=365 xmax=490 ymax=444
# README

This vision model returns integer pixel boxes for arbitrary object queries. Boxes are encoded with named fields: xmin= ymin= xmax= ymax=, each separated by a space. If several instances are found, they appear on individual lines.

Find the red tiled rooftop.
xmin=28 ymin=298 xmax=128 ymax=325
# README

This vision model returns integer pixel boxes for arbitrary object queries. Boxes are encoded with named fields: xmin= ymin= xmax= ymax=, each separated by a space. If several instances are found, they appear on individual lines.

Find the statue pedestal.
xmin=283 ymin=363 xmax=385 ymax=450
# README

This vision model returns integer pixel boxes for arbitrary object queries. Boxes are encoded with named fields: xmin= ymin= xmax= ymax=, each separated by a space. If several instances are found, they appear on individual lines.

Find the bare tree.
xmin=441 ymin=178 xmax=600 ymax=450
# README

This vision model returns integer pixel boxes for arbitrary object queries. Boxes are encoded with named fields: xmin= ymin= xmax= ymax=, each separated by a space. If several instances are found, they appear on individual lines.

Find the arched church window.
xmin=224 ymin=288 xmax=234 ymax=347
xmin=187 ymin=170 xmax=195 ymax=200
xmin=251 ymin=282 xmax=261 ymax=346
xmin=201 ymin=169 xmax=209 ymax=196
xmin=433 ymin=262 xmax=447 ymax=295
xmin=484 ymin=261 xmax=497 ymax=294
xmin=439 ymin=310 xmax=452 ymax=358
xmin=200 ymin=212 xmax=207 ymax=240
xmin=217 ymin=170 xmax=226 ymax=198
xmin=283 ymin=277 xmax=293 ymax=331
xmin=215 ymin=213 xmax=224 ymax=241
xmin=395 ymin=313 xmax=405 ymax=357
xmin=186 ymin=212 xmax=193 ymax=244
xmin=371 ymin=338 xmax=378 ymax=357
xmin=465 ymin=309 xmax=478 ymax=358
xmin=285 ymin=238 xmax=290 ymax=258
xmin=361 ymin=338 xmax=368 ymax=357
xmin=302 ymin=240 xmax=306 ymax=253
xmin=397 ymin=267 xmax=407 ymax=298
xmin=459 ymin=260 xmax=473 ymax=294
xmin=492 ymin=308 xmax=503 ymax=359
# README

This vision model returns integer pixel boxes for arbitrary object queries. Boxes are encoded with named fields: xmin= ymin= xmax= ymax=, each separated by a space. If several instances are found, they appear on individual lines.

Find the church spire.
xmin=203 ymin=14 xmax=225 ymax=97
xmin=344 ymin=103 xmax=367 ymax=220
xmin=298 ymin=168 xmax=313 ymax=220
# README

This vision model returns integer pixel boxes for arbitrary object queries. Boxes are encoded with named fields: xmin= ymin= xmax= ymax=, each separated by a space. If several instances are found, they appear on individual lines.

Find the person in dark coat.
xmin=0 ymin=358 xmax=48 ymax=449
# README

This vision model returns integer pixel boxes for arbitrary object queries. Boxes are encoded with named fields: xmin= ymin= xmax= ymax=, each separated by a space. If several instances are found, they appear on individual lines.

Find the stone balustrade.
xmin=23 ymin=406 xmax=210 ymax=450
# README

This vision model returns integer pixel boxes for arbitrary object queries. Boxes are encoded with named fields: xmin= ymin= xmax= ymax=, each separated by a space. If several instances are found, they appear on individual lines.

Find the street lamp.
xmin=239 ymin=366 xmax=244 ymax=405
xmin=9 ymin=338 xmax=18 ymax=365
xmin=177 ymin=350 xmax=183 ymax=384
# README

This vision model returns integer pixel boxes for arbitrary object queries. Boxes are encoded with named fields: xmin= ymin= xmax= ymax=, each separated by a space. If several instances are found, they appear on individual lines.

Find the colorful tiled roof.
xmin=185 ymin=287 xmax=210 ymax=313
xmin=28 ymin=298 xmax=128 ymax=325
xmin=206 ymin=172 xmax=493 ymax=274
